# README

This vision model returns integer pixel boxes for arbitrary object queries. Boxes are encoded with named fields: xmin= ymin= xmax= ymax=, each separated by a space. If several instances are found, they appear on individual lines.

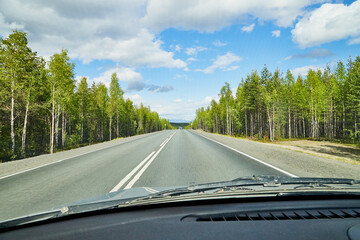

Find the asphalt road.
xmin=0 ymin=129 xmax=358 ymax=222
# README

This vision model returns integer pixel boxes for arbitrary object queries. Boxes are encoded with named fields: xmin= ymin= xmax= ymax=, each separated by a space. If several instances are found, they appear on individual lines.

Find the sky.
xmin=0 ymin=0 xmax=359 ymax=122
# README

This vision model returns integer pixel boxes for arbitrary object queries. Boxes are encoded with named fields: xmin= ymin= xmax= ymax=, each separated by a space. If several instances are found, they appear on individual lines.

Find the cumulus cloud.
xmin=292 ymin=1 xmax=360 ymax=48
xmin=91 ymin=66 xmax=174 ymax=93
xmin=291 ymin=65 xmax=324 ymax=76
xmin=272 ymin=30 xmax=280 ymax=37
xmin=241 ymin=23 xmax=255 ymax=32
xmin=198 ymin=52 xmax=241 ymax=74
xmin=286 ymin=48 xmax=333 ymax=60
xmin=92 ymin=66 xmax=144 ymax=90
xmin=142 ymin=0 xmax=325 ymax=32
xmin=0 ymin=0 xmax=186 ymax=68
xmin=212 ymin=40 xmax=228 ymax=47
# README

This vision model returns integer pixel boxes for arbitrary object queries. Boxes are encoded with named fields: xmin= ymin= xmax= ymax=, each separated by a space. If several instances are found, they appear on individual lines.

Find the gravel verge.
xmin=0 ymin=131 xmax=165 ymax=179
xmin=193 ymin=130 xmax=360 ymax=179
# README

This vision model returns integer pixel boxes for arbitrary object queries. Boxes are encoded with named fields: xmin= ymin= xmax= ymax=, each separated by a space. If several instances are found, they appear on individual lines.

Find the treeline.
xmin=192 ymin=57 xmax=360 ymax=145
xmin=0 ymin=30 xmax=172 ymax=162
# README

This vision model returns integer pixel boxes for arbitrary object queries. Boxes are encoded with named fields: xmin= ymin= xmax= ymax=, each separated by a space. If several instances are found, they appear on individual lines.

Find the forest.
xmin=191 ymin=57 xmax=360 ymax=146
xmin=0 ymin=30 xmax=172 ymax=162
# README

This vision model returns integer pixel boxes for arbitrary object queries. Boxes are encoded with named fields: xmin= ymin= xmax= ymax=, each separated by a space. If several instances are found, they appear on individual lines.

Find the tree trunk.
xmin=55 ymin=105 xmax=60 ymax=147
xmin=267 ymin=105 xmax=273 ymax=141
xmin=245 ymin=110 xmax=248 ymax=137
xmin=250 ymin=111 xmax=254 ymax=137
xmin=293 ymin=112 xmax=297 ymax=138
xmin=226 ymin=102 xmax=229 ymax=135
xmin=50 ymin=85 xmax=55 ymax=154
xmin=109 ymin=117 xmax=112 ymax=140
xmin=302 ymin=114 xmax=306 ymax=138
xmin=272 ymin=105 xmax=275 ymax=140
xmin=62 ymin=109 xmax=65 ymax=147
xmin=288 ymin=105 xmax=291 ymax=138
xmin=116 ymin=112 xmax=119 ymax=138
xmin=21 ymin=97 xmax=30 ymax=157
xmin=10 ymin=83 xmax=15 ymax=156
xmin=81 ymin=102 xmax=84 ymax=143
xmin=342 ymin=102 xmax=345 ymax=137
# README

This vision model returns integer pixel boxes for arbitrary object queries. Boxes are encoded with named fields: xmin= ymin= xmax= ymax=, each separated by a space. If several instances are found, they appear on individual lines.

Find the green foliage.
xmin=194 ymin=60 xmax=360 ymax=146
xmin=0 ymin=30 xmax=171 ymax=162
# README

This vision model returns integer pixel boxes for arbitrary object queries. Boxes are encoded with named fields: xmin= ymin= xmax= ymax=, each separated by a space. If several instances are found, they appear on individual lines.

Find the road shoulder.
xmin=192 ymin=130 xmax=360 ymax=179
xmin=0 ymin=131 xmax=166 ymax=179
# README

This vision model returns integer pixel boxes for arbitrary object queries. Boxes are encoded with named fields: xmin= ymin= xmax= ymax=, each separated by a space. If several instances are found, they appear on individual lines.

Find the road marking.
xmin=0 ymin=131 xmax=168 ymax=181
xmin=109 ymin=151 xmax=156 ymax=193
xmin=192 ymin=131 xmax=298 ymax=178
xmin=124 ymin=132 xmax=176 ymax=189
xmin=160 ymin=138 xmax=169 ymax=147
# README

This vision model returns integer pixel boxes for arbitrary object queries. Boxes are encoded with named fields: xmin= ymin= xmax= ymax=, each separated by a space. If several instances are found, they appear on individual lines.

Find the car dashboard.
xmin=1 ymin=197 xmax=360 ymax=240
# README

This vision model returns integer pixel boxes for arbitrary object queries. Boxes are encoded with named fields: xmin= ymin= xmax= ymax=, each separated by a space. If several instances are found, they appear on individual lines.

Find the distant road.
xmin=1 ymin=129 xmax=359 ymax=221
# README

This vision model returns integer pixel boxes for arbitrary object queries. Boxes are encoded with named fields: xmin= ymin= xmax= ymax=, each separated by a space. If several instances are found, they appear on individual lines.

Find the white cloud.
xmin=0 ymin=0 xmax=186 ymax=68
xmin=286 ymin=48 xmax=333 ymax=60
xmin=291 ymin=65 xmax=324 ymax=76
xmin=212 ymin=40 xmax=228 ymax=47
xmin=185 ymin=46 xmax=207 ymax=56
xmin=198 ymin=52 xmax=241 ymax=74
xmin=173 ymin=99 xmax=183 ymax=103
xmin=142 ymin=0 xmax=324 ymax=32
xmin=147 ymin=84 xmax=174 ymax=93
xmin=175 ymin=44 xmax=181 ymax=51
xmin=75 ymin=29 xmax=186 ymax=68
xmin=124 ymin=93 xmax=144 ymax=106
xmin=241 ymin=23 xmax=255 ymax=32
xmin=93 ymin=66 xmax=142 ymax=83
xmin=186 ymin=57 xmax=197 ymax=62
xmin=292 ymin=1 xmax=360 ymax=48
xmin=348 ymin=36 xmax=360 ymax=45
xmin=272 ymin=30 xmax=280 ymax=38
xmin=203 ymin=96 xmax=219 ymax=104
xmin=92 ymin=65 xmax=145 ymax=91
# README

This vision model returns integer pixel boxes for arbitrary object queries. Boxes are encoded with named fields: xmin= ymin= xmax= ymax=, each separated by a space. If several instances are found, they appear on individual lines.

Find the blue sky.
xmin=1 ymin=0 xmax=359 ymax=122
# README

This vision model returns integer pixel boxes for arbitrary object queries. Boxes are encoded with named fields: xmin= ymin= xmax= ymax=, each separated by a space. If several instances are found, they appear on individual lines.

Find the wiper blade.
xmin=231 ymin=175 xmax=359 ymax=185
xmin=127 ymin=176 xmax=360 ymax=204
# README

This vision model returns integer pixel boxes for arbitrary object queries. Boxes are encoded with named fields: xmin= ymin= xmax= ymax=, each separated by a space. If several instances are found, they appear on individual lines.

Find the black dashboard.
xmin=1 ymin=197 xmax=360 ymax=240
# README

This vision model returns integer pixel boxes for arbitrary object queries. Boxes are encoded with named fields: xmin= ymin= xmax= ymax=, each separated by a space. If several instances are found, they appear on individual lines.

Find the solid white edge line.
xmin=191 ymin=131 xmax=298 ymax=178
xmin=124 ymin=132 xmax=176 ymax=189
xmin=109 ymin=151 xmax=156 ymax=193
xmin=0 ymin=131 xmax=167 ymax=181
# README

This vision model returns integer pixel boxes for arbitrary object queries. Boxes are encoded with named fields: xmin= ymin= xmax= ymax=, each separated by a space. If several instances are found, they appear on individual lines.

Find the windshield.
xmin=0 ymin=0 xmax=359 ymax=223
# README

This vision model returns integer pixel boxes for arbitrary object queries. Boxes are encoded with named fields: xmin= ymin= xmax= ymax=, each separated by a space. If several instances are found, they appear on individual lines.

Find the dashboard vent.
xmin=182 ymin=209 xmax=360 ymax=222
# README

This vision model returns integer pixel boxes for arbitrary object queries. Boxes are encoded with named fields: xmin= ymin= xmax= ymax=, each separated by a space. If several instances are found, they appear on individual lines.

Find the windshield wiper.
xmin=126 ymin=176 xmax=360 ymax=205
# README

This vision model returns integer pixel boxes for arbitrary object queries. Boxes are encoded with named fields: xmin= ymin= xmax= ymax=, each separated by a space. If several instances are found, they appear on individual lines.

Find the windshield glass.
xmin=0 ymin=0 xmax=359 ymax=223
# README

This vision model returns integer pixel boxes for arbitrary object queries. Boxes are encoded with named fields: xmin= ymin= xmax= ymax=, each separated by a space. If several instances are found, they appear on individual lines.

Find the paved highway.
xmin=0 ymin=129 xmax=358 ymax=221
